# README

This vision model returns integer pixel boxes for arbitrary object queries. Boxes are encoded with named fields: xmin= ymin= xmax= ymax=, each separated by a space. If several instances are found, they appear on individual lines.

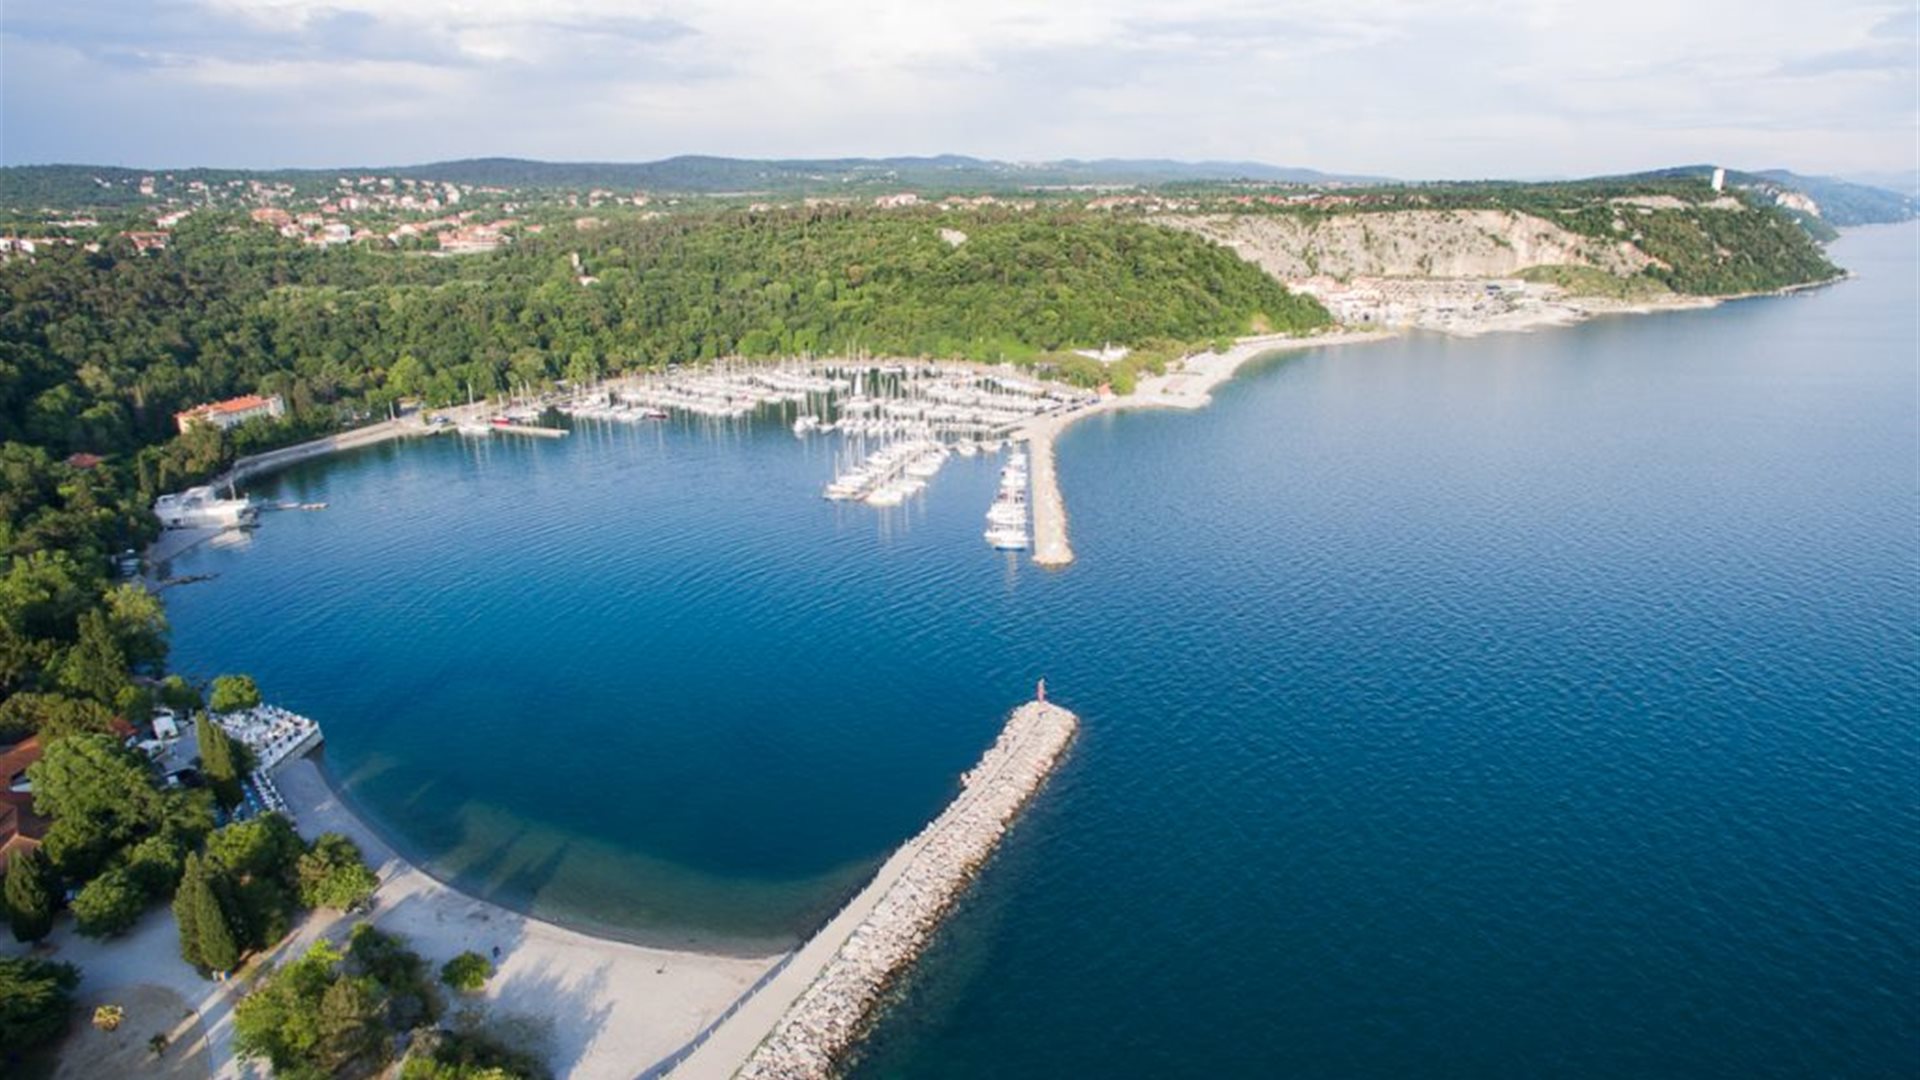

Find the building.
xmin=121 ymin=231 xmax=171 ymax=253
xmin=174 ymin=393 xmax=285 ymax=434
xmin=0 ymin=735 xmax=48 ymax=861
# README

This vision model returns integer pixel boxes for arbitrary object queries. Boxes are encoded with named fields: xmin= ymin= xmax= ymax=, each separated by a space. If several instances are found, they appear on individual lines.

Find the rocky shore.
xmin=729 ymin=700 xmax=1079 ymax=1079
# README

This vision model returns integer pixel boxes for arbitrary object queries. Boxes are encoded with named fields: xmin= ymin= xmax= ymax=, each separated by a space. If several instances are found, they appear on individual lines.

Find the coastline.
xmin=59 ymin=694 xmax=1078 ymax=1080
xmin=306 ymin=751 xmax=802 ymax=959
xmin=1012 ymin=273 xmax=1851 ymax=568
xmin=1017 ymin=328 xmax=1399 ymax=567
xmin=264 ymin=754 xmax=779 ymax=1079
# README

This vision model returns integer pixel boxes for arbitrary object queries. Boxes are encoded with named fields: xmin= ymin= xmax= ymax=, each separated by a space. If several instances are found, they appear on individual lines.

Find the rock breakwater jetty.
xmin=671 ymin=698 xmax=1079 ymax=1079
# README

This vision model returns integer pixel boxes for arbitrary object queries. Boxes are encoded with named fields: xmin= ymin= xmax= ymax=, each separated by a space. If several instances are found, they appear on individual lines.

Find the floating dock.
xmin=670 ymin=698 xmax=1079 ymax=1079
xmin=490 ymin=422 xmax=568 ymax=438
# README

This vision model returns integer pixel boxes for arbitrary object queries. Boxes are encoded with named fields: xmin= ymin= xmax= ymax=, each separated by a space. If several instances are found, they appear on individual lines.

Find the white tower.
xmin=1711 ymin=167 xmax=1727 ymax=193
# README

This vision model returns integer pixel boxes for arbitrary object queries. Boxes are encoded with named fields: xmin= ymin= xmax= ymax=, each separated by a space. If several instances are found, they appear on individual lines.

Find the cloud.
xmin=1 ymin=0 xmax=1915 ymax=177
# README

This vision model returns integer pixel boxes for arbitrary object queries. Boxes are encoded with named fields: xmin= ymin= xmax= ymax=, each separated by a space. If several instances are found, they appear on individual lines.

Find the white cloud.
xmin=2 ymin=0 xmax=1914 ymax=177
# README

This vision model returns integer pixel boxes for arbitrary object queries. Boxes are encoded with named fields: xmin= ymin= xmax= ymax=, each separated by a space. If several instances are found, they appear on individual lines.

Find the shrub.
xmin=439 ymin=951 xmax=493 ymax=993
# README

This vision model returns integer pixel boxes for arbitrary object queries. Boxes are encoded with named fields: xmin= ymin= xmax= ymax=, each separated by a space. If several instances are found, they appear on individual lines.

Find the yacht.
xmin=984 ymin=525 xmax=1031 ymax=550
xmin=153 ymin=486 xmax=257 ymax=529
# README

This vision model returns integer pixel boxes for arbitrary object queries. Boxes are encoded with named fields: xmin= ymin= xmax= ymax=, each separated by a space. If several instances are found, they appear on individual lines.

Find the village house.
xmin=121 ymin=230 xmax=171 ymax=253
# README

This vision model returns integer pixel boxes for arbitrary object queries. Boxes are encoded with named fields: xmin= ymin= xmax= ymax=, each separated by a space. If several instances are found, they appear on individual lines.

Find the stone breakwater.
xmin=734 ymin=701 xmax=1079 ymax=1079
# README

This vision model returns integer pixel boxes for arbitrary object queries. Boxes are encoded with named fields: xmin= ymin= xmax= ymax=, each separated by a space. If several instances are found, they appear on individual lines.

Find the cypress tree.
xmin=172 ymin=853 xmax=204 ymax=969
xmin=174 ymin=853 xmax=240 ymax=974
xmin=196 ymin=713 xmax=242 ymax=810
xmin=4 ymin=848 xmax=57 ymax=943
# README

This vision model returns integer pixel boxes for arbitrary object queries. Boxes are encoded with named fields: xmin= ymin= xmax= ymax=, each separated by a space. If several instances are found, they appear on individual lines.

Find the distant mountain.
xmin=1632 ymin=165 xmax=1916 ymax=228
xmin=1750 ymin=169 xmax=1918 ymax=226
xmin=0 ymin=155 xmax=1387 ymax=208
xmin=1841 ymin=170 xmax=1919 ymax=199
xmin=378 ymin=155 xmax=1387 ymax=192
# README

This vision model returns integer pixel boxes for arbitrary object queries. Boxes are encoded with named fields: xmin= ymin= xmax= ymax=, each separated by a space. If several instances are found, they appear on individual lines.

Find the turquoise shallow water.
xmin=166 ymin=225 xmax=1917 ymax=1074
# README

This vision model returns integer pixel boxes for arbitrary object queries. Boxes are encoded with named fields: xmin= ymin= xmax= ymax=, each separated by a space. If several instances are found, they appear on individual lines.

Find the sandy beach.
xmin=10 ymin=753 xmax=779 ymax=1080
xmin=262 ymin=758 xmax=779 ymax=1078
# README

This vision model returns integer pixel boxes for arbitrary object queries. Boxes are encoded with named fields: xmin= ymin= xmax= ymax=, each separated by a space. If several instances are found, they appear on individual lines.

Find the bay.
xmin=166 ymin=224 xmax=1918 ymax=1074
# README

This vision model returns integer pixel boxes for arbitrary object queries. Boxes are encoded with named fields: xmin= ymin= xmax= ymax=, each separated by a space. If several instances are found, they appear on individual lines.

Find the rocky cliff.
xmin=1164 ymin=209 xmax=1653 ymax=281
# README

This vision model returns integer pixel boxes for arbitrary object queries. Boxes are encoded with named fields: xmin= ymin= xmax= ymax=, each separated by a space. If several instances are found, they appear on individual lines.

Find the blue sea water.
xmin=165 ymin=225 xmax=1918 ymax=1075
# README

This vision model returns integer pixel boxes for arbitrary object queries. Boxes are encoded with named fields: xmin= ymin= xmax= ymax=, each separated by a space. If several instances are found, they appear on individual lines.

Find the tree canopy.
xmin=0 ymin=956 xmax=79 ymax=1057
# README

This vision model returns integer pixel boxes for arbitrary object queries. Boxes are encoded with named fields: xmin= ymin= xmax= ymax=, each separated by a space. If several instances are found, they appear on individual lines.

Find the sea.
xmin=163 ymin=224 xmax=1918 ymax=1077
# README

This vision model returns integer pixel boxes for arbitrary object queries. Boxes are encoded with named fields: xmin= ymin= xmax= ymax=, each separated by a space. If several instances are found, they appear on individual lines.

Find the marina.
xmin=557 ymin=359 xmax=1094 ymax=523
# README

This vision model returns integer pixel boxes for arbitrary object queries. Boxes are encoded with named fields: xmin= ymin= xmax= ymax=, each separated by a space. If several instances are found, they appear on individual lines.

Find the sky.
xmin=2 ymin=0 xmax=1916 ymax=180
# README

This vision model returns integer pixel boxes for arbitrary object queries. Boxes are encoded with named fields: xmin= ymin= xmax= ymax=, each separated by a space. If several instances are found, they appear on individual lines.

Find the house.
xmin=121 ymin=231 xmax=171 ymax=253
xmin=0 ymin=735 xmax=48 ymax=861
xmin=174 ymin=393 xmax=286 ymax=434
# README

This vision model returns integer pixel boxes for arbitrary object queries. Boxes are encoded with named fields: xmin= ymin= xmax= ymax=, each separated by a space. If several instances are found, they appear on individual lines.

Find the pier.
xmin=671 ymin=698 xmax=1079 ymax=1079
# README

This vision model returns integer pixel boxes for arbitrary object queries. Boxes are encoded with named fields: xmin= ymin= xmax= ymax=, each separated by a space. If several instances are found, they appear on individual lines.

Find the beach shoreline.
xmin=265 ymin=754 xmax=782 ymax=1079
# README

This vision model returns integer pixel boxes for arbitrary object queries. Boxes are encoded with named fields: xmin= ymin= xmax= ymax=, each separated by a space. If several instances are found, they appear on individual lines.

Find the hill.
xmin=1632 ymin=165 xmax=1916 ymax=228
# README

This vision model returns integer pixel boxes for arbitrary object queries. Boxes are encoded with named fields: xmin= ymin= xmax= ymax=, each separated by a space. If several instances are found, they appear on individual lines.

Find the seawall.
xmin=671 ymin=699 xmax=1079 ymax=1079
xmin=222 ymin=416 xmax=434 ymax=486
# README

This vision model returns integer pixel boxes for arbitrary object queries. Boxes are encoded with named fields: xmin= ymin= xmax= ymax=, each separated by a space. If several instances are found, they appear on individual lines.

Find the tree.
xmin=402 ymin=1024 xmax=549 ymax=1080
xmin=4 ymin=847 xmax=57 ymax=943
xmin=438 ymin=951 xmax=493 ymax=993
xmin=55 ymin=609 xmax=129 ymax=705
xmin=101 ymin=582 xmax=168 ymax=668
xmin=173 ymin=853 xmax=240 ymax=975
xmin=205 ymin=814 xmax=302 ymax=950
xmin=158 ymin=675 xmax=202 ymax=712
xmin=0 ymin=957 xmax=79 ymax=1057
xmin=208 ymin=674 xmax=261 ymax=714
xmin=298 ymin=832 xmax=379 ymax=911
xmin=123 ymin=832 xmax=186 ymax=897
xmin=27 ymin=734 xmax=165 ymax=879
xmin=196 ymin=711 xmax=244 ymax=810
xmin=0 ymin=691 xmax=115 ymax=742
xmin=71 ymin=865 xmax=145 ymax=937
xmin=234 ymin=941 xmax=340 ymax=1070
xmin=316 ymin=975 xmax=388 ymax=1074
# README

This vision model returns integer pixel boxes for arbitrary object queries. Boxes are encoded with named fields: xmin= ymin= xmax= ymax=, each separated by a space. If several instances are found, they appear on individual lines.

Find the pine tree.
xmin=4 ymin=848 xmax=57 ymax=943
xmin=196 ymin=713 xmax=242 ymax=810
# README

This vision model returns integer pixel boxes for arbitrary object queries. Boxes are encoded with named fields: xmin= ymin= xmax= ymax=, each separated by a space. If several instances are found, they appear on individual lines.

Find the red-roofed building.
xmin=64 ymin=452 xmax=105 ymax=470
xmin=174 ymin=393 xmax=285 ymax=434
xmin=0 ymin=735 xmax=48 ymax=861
xmin=121 ymin=231 xmax=171 ymax=253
